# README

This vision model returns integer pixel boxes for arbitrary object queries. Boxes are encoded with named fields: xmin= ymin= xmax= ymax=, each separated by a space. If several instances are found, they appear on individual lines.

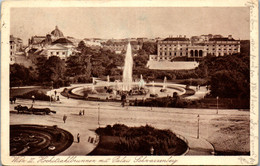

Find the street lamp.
xmin=216 ymin=96 xmax=219 ymax=114
xmin=50 ymin=81 xmax=54 ymax=105
xmin=197 ymin=114 xmax=200 ymax=139
xmin=98 ymin=103 xmax=100 ymax=128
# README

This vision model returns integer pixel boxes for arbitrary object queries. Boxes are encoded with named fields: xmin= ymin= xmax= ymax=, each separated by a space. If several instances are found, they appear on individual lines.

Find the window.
xmin=10 ymin=46 xmax=12 ymax=49
xmin=51 ymin=52 xmax=53 ymax=55
xmin=57 ymin=52 xmax=59 ymax=55
xmin=63 ymin=52 xmax=65 ymax=55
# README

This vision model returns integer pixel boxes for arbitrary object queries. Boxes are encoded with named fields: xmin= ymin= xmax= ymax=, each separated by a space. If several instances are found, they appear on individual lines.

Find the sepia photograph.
xmin=1 ymin=0 xmax=258 ymax=165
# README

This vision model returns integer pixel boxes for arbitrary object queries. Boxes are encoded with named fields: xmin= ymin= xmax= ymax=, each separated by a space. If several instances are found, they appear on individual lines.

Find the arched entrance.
xmin=195 ymin=50 xmax=198 ymax=57
xmin=190 ymin=50 xmax=194 ymax=57
xmin=199 ymin=50 xmax=203 ymax=57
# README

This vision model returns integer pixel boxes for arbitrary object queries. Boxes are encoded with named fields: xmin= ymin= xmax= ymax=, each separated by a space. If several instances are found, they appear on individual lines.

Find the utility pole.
xmin=216 ymin=96 xmax=219 ymax=114
xmin=197 ymin=114 xmax=200 ymax=139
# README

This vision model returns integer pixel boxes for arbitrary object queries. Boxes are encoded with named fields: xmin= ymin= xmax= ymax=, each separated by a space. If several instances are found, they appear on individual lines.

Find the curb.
xmin=175 ymin=134 xmax=190 ymax=155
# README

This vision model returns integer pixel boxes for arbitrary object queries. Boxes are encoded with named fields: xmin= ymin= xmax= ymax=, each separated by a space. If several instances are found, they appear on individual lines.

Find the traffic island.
xmin=10 ymin=124 xmax=73 ymax=155
xmin=89 ymin=124 xmax=188 ymax=155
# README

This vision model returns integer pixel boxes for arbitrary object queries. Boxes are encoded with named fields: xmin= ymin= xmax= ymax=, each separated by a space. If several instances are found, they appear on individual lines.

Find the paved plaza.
xmin=9 ymin=86 xmax=249 ymax=155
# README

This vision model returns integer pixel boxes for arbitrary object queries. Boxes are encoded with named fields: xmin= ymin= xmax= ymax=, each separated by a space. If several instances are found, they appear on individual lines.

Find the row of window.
xmin=159 ymin=44 xmax=189 ymax=47
xmin=159 ymin=44 xmax=239 ymax=48
xmin=50 ymin=51 xmax=66 ymax=55
xmin=159 ymin=52 xmax=189 ymax=56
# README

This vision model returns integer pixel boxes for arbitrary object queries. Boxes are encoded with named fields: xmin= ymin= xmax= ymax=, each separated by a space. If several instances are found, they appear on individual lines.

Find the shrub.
xmin=96 ymin=124 xmax=187 ymax=155
xmin=16 ymin=90 xmax=52 ymax=101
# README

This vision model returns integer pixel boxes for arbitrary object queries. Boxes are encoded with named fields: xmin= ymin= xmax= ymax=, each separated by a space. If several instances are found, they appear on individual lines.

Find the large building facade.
xmin=103 ymin=41 xmax=141 ymax=54
xmin=151 ymin=35 xmax=240 ymax=61
xmin=10 ymin=35 xmax=23 ymax=64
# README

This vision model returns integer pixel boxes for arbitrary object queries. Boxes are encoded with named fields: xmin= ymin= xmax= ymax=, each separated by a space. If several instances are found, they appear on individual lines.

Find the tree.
xmin=210 ymin=70 xmax=248 ymax=98
xmin=39 ymin=56 xmax=66 ymax=87
xmin=10 ymin=64 xmax=36 ymax=87
xmin=77 ymin=40 xmax=86 ymax=51
xmin=142 ymin=42 xmax=157 ymax=54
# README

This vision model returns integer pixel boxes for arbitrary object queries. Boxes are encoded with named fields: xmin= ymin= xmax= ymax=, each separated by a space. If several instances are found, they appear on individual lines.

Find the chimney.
xmin=228 ymin=35 xmax=232 ymax=39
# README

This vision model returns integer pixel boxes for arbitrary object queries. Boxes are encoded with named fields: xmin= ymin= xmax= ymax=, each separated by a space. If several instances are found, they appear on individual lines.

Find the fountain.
xmin=160 ymin=76 xmax=167 ymax=92
xmin=122 ymin=42 xmax=133 ymax=91
xmin=138 ymin=74 xmax=145 ymax=90
xmin=67 ymin=42 xmax=186 ymax=101
xmin=107 ymin=75 xmax=110 ymax=86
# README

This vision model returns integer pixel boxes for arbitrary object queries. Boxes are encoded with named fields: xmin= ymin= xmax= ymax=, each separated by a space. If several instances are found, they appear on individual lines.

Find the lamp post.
xmin=98 ymin=103 xmax=100 ymax=128
xmin=197 ymin=114 xmax=200 ymax=139
xmin=216 ymin=96 xmax=219 ymax=114
xmin=50 ymin=81 xmax=53 ymax=105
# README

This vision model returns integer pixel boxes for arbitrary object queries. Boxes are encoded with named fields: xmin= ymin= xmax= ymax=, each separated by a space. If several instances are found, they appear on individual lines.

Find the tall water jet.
xmin=138 ymin=74 xmax=145 ymax=90
xmin=163 ymin=76 xmax=167 ymax=89
xmin=122 ymin=42 xmax=133 ymax=91
xmin=92 ymin=77 xmax=95 ymax=91
xmin=107 ymin=75 xmax=110 ymax=86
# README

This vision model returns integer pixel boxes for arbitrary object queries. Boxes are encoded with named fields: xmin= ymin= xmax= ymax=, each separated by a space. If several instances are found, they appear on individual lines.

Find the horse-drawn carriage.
xmin=14 ymin=105 xmax=56 ymax=115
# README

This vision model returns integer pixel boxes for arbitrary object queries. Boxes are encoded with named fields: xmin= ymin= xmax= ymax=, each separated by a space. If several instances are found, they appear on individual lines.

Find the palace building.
xmin=151 ymin=35 xmax=241 ymax=61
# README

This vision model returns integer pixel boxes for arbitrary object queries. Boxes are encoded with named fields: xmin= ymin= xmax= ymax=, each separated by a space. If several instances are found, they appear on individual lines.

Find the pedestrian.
xmin=199 ymin=85 xmax=201 ymax=90
xmin=57 ymin=96 xmax=60 ymax=101
xmin=79 ymin=110 xmax=82 ymax=116
xmin=54 ymin=90 xmax=57 ymax=96
xmin=82 ymin=110 xmax=85 ymax=115
xmin=77 ymin=133 xmax=80 ymax=143
xmin=63 ymin=114 xmax=67 ymax=123
xmin=32 ymin=95 xmax=35 ymax=103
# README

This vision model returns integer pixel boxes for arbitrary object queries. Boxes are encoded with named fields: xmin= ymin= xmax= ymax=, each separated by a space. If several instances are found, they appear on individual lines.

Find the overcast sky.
xmin=11 ymin=7 xmax=250 ymax=42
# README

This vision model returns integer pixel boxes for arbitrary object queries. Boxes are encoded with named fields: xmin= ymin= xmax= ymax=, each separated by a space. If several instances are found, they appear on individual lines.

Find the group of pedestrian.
xmin=196 ymin=85 xmax=201 ymax=91
xmin=79 ymin=110 xmax=85 ymax=116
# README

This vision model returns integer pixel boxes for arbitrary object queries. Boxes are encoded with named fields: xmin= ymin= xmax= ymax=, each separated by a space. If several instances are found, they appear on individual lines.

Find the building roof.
xmin=46 ymin=44 xmax=70 ymax=50
xmin=209 ymin=38 xmax=235 ymax=41
xmin=51 ymin=38 xmax=74 ymax=45
xmin=163 ymin=37 xmax=189 ymax=41
xmin=51 ymin=26 xmax=64 ymax=38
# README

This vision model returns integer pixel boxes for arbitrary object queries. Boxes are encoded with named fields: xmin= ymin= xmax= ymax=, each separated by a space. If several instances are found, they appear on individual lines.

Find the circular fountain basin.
xmin=70 ymin=81 xmax=186 ymax=101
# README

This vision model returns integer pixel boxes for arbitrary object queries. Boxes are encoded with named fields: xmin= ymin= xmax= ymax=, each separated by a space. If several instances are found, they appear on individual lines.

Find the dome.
xmin=51 ymin=26 xmax=64 ymax=38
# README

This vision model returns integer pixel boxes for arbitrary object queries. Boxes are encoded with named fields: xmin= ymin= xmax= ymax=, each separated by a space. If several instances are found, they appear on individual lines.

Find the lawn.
xmin=89 ymin=124 xmax=188 ymax=155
